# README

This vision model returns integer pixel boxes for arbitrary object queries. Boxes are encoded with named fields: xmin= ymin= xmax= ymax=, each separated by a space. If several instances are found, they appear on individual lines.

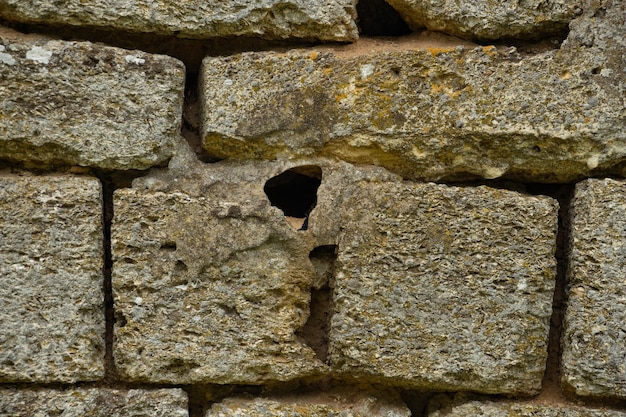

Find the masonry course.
xmin=0 ymin=0 xmax=625 ymax=414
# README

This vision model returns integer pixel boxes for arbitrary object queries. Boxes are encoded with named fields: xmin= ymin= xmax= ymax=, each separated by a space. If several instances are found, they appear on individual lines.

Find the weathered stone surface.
xmin=0 ymin=28 xmax=184 ymax=169
xmin=112 ymin=183 xmax=326 ymax=383
xmin=562 ymin=178 xmax=626 ymax=398
xmin=0 ymin=174 xmax=104 ymax=382
xmin=206 ymin=390 xmax=410 ymax=417
xmin=328 ymin=182 xmax=558 ymax=394
xmin=0 ymin=1 xmax=358 ymax=42
xmin=201 ymin=2 xmax=626 ymax=183
xmin=428 ymin=397 xmax=626 ymax=416
xmin=384 ymin=0 xmax=581 ymax=41
xmin=0 ymin=388 xmax=188 ymax=416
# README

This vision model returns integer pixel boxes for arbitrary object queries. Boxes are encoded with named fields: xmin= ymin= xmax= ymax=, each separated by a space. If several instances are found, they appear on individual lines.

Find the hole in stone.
xmin=264 ymin=165 xmax=322 ymax=231
xmin=357 ymin=0 xmax=411 ymax=37
xmin=160 ymin=241 xmax=177 ymax=251
xmin=591 ymin=67 xmax=601 ymax=75
xmin=532 ymin=145 xmax=541 ymax=154
xmin=296 ymin=245 xmax=338 ymax=363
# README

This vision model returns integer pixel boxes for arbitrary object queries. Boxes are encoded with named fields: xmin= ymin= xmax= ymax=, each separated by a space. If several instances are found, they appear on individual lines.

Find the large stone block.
xmin=562 ymin=178 xmax=626 ymax=398
xmin=112 ymin=187 xmax=325 ymax=384
xmin=429 ymin=397 xmax=626 ymax=416
xmin=0 ymin=28 xmax=184 ymax=169
xmin=200 ymin=2 xmax=626 ymax=183
xmin=0 ymin=388 xmax=188 ymax=416
xmin=206 ymin=390 xmax=410 ymax=417
xmin=0 ymin=174 xmax=104 ymax=382
xmin=328 ymin=182 xmax=558 ymax=394
xmin=384 ymin=0 xmax=580 ymax=41
xmin=0 ymin=1 xmax=358 ymax=42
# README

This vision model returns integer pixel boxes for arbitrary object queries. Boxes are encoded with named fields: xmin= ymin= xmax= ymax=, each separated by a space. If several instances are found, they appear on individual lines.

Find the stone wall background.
xmin=0 ymin=0 xmax=625 ymax=415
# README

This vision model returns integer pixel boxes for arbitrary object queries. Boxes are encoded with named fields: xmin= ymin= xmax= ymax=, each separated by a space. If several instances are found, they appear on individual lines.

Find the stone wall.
xmin=0 ymin=0 xmax=625 ymax=415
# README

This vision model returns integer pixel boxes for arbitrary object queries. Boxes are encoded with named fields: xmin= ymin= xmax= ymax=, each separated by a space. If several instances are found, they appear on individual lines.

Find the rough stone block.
xmin=200 ymin=19 xmax=625 ymax=183
xmin=0 ymin=28 xmax=184 ymax=170
xmin=112 ymin=187 xmax=325 ymax=384
xmin=385 ymin=0 xmax=580 ymax=41
xmin=0 ymin=1 xmax=358 ymax=42
xmin=0 ymin=388 xmax=188 ymax=416
xmin=429 ymin=397 xmax=626 ymax=417
xmin=328 ymin=182 xmax=558 ymax=394
xmin=562 ymin=178 xmax=626 ymax=398
xmin=0 ymin=174 xmax=104 ymax=383
xmin=206 ymin=390 xmax=410 ymax=417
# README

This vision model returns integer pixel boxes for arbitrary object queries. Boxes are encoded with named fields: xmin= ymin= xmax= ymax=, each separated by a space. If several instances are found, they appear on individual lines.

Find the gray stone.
xmin=0 ymin=0 xmax=358 ymax=42
xmin=384 ymin=0 xmax=581 ymax=41
xmin=428 ymin=397 xmax=626 ymax=416
xmin=200 ymin=3 xmax=626 ymax=183
xmin=206 ymin=390 xmax=410 ymax=417
xmin=112 ymin=185 xmax=326 ymax=384
xmin=0 ymin=174 xmax=104 ymax=383
xmin=0 ymin=28 xmax=184 ymax=170
xmin=328 ymin=182 xmax=558 ymax=394
xmin=562 ymin=178 xmax=626 ymax=398
xmin=0 ymin=388 xmax=188 ymax=416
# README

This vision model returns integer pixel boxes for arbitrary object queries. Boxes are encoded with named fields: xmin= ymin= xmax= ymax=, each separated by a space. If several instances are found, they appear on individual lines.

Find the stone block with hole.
xmin=562 ymin=178 xmax=626 ymax=398
xmin=111 ymin=187 xmax=327 ymax=384
xmin=428 ymin=396 xmax=626 ymax=416
xmin=328 ymin=182 xmax=558 ymax=395
xmin=0 ymin=388 xmax=188 ymax=416
xmin=0 ymin=175 xmax=104 ymax=383
xmin=0 ymin=28 xmax=184 ymax=170
xmin=0 ymin=0 xmax=358 ymax=42
xmin=205 ymin=390 xmax=410 ymax=416
xmin=200 ymin=25 xmax=625 ymax=183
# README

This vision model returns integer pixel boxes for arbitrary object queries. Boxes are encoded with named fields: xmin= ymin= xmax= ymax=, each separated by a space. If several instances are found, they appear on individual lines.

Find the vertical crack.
xmin=527 ymin=183 xmax=575 ymax=402
xmin=99 ymin=174 xmax=118 ymax=382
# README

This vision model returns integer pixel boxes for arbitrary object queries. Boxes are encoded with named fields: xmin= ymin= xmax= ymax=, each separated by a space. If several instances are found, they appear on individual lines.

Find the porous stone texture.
xmin=328 ymin=182 xmax=558 ymax=394
xmin=200 ymin=0 xmax=626 ymax=183
xmin=112 ymin=182 xmax=325 ymax=384
xmin=0 ymin=174 xmax=104 ymax=383
xmin=0 ymin=0 xmax=358 ymax=42
xmin=428 ymin=397 xmax=626 ymax=416
xmin=0 ymin=28 xmax=184 ymax=169
xmin=562 ymin=178 xmax=626 ymax=398
xmin=206 ymin=390 xmax=410 ymax=416
xmin=0 ymin=388 xmax=188 ymax=416
xmin=384 ymin=0 xmax=581 ymax=41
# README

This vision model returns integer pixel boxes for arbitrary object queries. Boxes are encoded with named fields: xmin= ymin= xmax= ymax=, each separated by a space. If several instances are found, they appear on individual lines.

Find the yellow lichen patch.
xmin=426 ymin=47 xmax=456 ymax=56
xmin=560 ymin=70 xmax=572 ymax=80
xmin=430 ymin=83 xmax=463 ymax=98
xmin=308 ymin=51 xmax=319 ymax=60
xmin=481 ymin=45 xmax=498 ymax=56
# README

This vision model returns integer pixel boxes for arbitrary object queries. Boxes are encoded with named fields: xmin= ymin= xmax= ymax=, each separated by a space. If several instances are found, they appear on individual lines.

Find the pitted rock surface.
xmin=0 ymin=174 xmax=104 ymax=383
xmin=0 ymin=388 xmax=188 ymax=416
xmin=0 ymin=29 xmax=184 ymax=169
xmin=328 ymin=182 xmax=558 ymax=394
xmin=0 ymin=0 xmax=358 ymax=41
xmin=563 ymin=179 xmax=626 ymax=398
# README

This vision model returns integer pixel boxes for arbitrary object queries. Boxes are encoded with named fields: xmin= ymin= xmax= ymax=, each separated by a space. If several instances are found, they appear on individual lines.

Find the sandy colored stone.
xmin=0 ymin=174 xmax=104 ymax=383
xmin=0 ymin=0 xmax=357 ymax=42
xmin=328 ymin=182 xmax=558 ymax=394
xmin=112 ymin=184 xmax=326 ymax=384
xmin=562 ymin=179 xmax=626 ymax=398
xmin=385 ymin=0 xmax=581 ymax=41
xmin=206 ymin=390 xmax=410 ymax=416
xmin=0 ymin=28 xmax=184 ymax=169
xmin=200 ymin=2 xmax=625 ymax=183
xmin=0 ymin=388 xmax=188 ymax=416
xmin=428 ymin=396 xmax=626 ymax=416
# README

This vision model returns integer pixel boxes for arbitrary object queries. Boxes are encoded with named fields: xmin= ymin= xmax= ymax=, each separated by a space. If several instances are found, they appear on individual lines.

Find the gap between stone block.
xmin=296 ymin=245 xmax=338 ymax=363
